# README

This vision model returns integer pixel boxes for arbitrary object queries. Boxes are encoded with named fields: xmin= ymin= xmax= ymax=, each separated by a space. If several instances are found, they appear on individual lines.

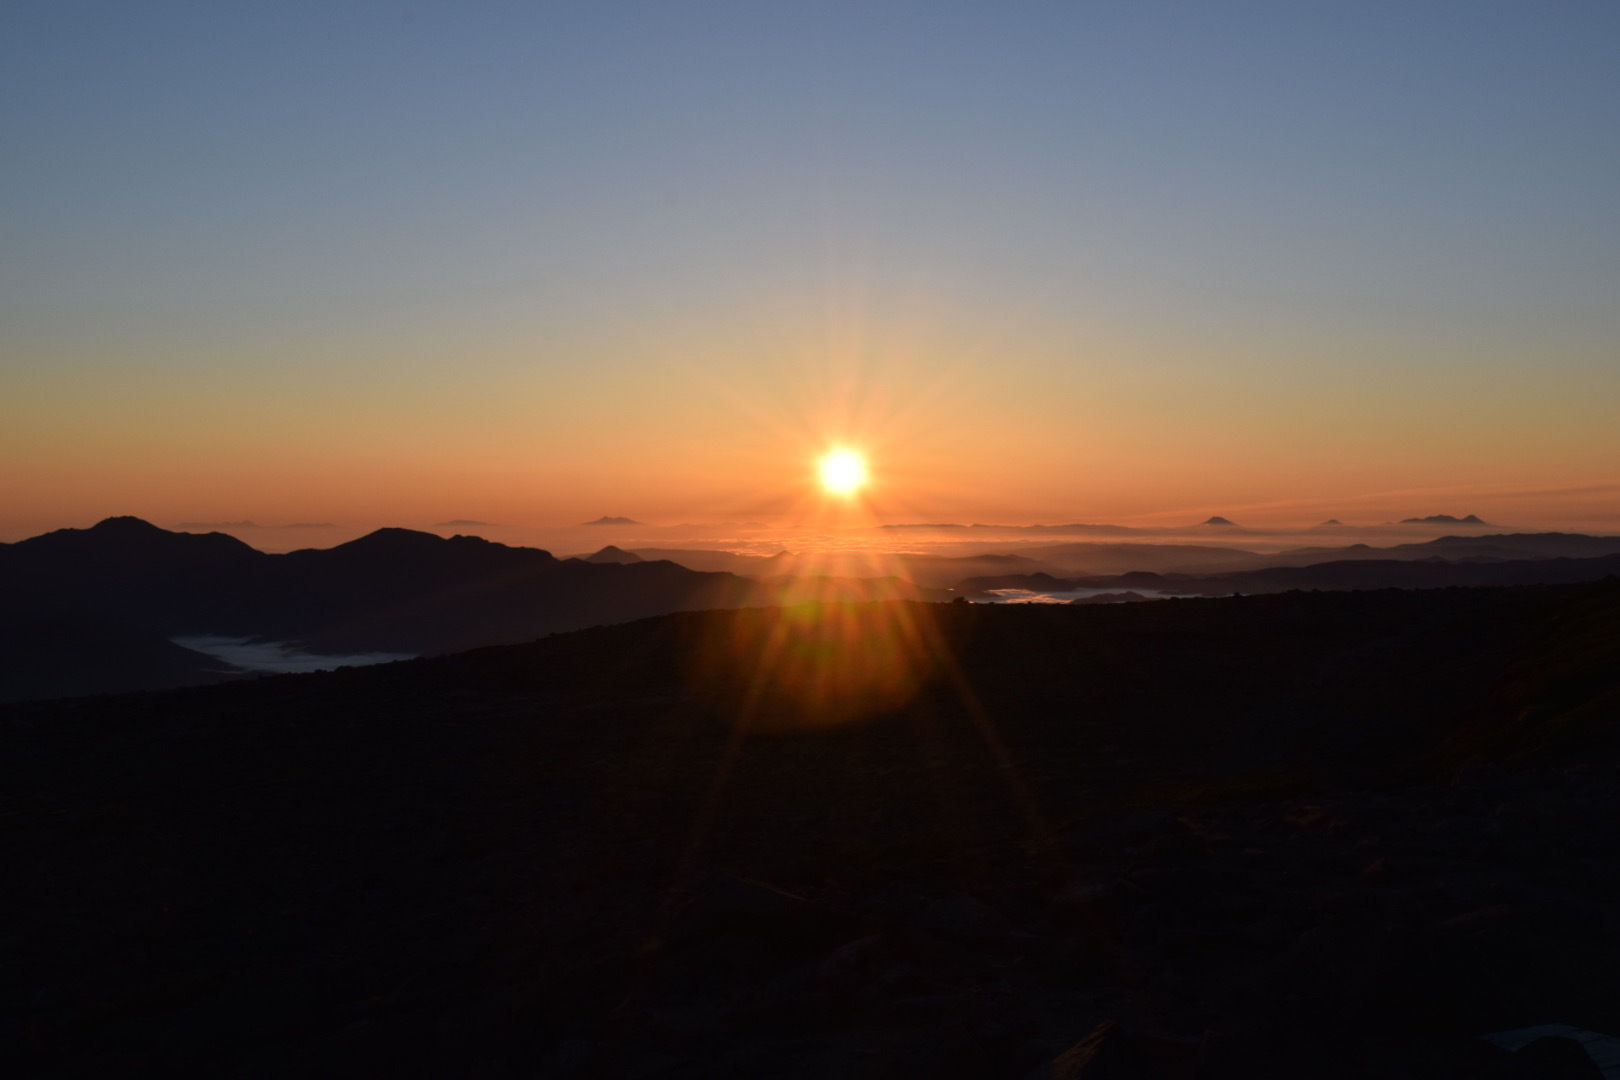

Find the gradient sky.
xmin=4 ymin=1 xmax=1618 ymax=541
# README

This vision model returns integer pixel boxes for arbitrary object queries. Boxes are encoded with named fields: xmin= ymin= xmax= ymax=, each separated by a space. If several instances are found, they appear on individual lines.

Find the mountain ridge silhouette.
xmin=0 ymin=519 xmax=944 ymax=700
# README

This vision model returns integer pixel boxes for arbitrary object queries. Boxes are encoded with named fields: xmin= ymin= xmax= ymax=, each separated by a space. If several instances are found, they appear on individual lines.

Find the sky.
xmin=4 ymin=1 xmax=1618 ymax=544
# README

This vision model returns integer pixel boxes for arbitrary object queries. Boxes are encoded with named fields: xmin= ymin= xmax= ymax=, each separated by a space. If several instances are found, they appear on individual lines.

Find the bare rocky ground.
xmin=3 ymin=583 xmax=1619 ymax=1078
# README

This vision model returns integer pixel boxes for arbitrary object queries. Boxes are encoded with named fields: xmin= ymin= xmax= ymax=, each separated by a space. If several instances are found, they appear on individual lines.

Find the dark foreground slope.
xmin=0 ymin=608 xmax=243 ymax=702
xmin=4 ymin=583 xmax=1620 ymax=1078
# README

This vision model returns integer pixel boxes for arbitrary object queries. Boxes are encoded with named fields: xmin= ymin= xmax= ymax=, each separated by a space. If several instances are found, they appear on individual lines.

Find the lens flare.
xmin=818 ymin=449 xmax=867 ymax=497
xmin=691 ymin=599 xmax=944 ymax=731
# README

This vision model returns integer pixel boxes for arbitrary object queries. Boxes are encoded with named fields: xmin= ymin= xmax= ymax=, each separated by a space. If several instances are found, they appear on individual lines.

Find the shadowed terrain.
xmin=5 ymin=582 xmax=1620 ymax=1076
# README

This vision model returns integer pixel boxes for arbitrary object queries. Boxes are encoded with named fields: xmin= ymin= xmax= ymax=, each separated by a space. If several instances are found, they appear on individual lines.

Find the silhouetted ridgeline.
xmin=630 ymin=535 xmax=1620 ymax=589
xmin=0 ymin=518 xmax=943 ymax=701
xmin=956 ymin=552 xmax=1620 ymax=599
xmin=4 ymin=583 xmax=1620 ymax=1076
xmin=5 ymin=517 xmax=1618 ymax=703
xmin=945 ymin=533 xmax=1620 ymax=586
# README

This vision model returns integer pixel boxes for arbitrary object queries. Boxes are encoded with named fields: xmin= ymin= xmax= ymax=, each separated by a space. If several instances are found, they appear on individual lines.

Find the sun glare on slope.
xmin=818 ymin=449 xmax=868 ymax=497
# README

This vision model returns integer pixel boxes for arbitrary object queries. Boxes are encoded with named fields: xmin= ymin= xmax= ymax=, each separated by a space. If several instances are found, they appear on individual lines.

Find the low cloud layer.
xmin=173 ymin=636 xmax=414 ymax=674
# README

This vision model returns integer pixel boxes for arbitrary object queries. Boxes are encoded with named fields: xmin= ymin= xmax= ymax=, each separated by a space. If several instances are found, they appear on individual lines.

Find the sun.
xmin=818 ymin=449 xmax=868 ymax=497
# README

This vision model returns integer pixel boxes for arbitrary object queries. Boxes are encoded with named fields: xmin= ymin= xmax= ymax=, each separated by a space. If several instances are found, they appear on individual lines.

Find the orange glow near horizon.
xmin=5 ymin=7 xmax=1620 ymax=548
xmin=5 ymin=314 xmax=1620 ymax=542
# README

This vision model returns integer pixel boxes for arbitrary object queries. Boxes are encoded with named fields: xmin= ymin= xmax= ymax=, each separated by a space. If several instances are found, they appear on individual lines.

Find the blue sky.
xmin=4 ymin=2 xmax=1618 ymax=534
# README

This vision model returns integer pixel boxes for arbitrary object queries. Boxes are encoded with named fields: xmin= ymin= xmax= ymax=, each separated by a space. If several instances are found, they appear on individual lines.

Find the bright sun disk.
xmin=818 ymin=449 xmax=868 ymax=497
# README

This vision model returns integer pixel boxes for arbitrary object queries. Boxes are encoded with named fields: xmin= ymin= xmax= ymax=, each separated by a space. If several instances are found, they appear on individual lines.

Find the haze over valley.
xmin=5 ymin=3 xmax=1620 ymax=1076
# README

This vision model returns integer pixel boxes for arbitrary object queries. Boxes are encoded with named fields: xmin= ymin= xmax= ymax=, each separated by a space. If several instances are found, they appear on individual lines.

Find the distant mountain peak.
xmin=583 ymin=545 xmax=643 ymax=564
xmin=1200 ymin=516 xmax=1237 ymax=526
xmin=334 ymin=527 xmax=449 ymax=552
xmin=91 ymin=516 xmax=167 ymax=533
xmin=1401 ymin=514 xmax=1490 ymax=526
xmin=583 ymin=516 xmax=639 ymax=526
xmin=16 ymin=516 xmax=263 ymax=562
xmin=1320 ymin=519 xmax=1343 ymax=526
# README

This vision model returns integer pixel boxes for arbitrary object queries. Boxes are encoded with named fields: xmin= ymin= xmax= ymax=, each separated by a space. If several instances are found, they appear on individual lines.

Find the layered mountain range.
xmin=618 ymin=533 xmax=1620 ymax=589
xmin=953 ymin=540 xmax=1620 ymax=599
xmin=0 ymin=518 xmax=940 ymax=702
xmin=5 ymin=517 xmax=1619 ymax=703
